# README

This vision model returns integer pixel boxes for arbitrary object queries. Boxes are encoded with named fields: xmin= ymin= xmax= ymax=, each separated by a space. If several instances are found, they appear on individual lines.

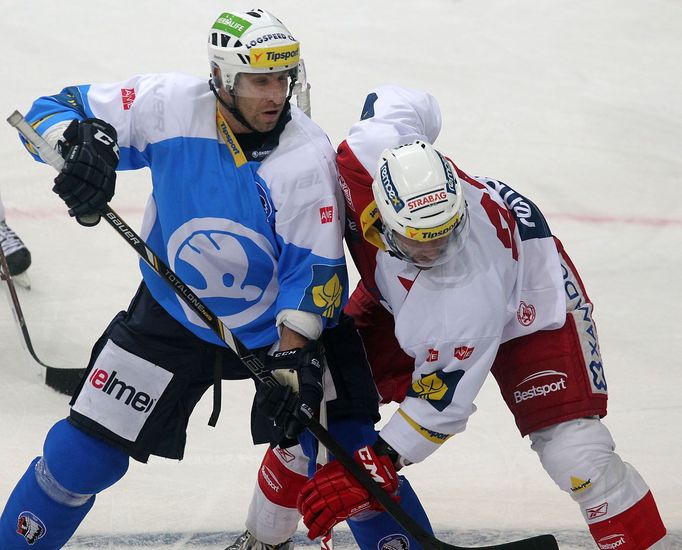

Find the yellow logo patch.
xmin=312 ymin=273 xmax=343 ymax=318
xmin=406 ymin=213 xmax=461 ymax=242
xmin=250 ymin=43 xmax=300 ymax=68
xmin=570 ymin=476 xmax=592 ymax=493
xmin=411 ymin=372 xmax=448 ymax=401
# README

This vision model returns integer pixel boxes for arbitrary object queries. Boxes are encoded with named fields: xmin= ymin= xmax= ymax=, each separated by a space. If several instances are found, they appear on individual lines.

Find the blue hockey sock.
xmin=0 ymin=419 xmax=129 ymax=548
xmin=0 ymin=457 xmax=95 ymax=549
xmin=347 ymin=476 xmax=433 ymax=550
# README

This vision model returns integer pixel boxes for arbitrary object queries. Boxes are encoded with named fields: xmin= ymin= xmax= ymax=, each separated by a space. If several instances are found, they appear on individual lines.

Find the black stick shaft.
xmin=0 ymin=244 xmax=54 ymax=369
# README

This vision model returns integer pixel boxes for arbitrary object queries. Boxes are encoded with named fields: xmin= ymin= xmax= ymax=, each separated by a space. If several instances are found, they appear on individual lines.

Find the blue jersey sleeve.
xmin=20 ymin=74 xmax=202 ymax=171
xmin=276 ymin=235 xmax=348 ymax=327
xmin=260 ymin=108 xmax=349 ymax=329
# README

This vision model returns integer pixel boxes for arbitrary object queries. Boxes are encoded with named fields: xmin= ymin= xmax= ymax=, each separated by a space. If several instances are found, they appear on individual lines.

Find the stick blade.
xmin=496 ymin=534 xmax=559 ymax=550
xmin=45 ymin=367 xmax=86 ymax=396
xmin=480 ymin=534 xmax=559 ymax=550
xmin=438 ymin=533 xmax=559 ymax=550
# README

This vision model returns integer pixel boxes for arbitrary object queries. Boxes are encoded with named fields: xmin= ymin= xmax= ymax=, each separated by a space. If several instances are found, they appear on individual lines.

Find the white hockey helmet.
xmin=371 ymin=141 xmax=469 ymax=268
xmin=208 ymin=9 xmax=300 ymax=92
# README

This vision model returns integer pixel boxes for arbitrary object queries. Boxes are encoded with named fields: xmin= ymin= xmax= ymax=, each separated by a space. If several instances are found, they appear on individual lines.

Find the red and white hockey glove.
xmin=297 ymin=445 xmax=399 ymax=540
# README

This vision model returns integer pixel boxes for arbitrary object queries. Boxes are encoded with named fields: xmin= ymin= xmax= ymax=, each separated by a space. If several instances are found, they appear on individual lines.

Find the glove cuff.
xmin=373 ymin=436 xmax=412 ymax=470
xmin=268 ymin=348 xmax=303 ymax=370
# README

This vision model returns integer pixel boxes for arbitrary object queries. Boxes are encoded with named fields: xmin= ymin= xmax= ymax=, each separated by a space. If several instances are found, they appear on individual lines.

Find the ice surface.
xmin=1 ymin=1 xmax=680 ymax=548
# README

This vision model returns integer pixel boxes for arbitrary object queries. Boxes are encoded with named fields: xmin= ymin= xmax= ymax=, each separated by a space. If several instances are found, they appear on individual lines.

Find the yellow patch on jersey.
xmin=411 ymin=372 xmax=448 ymax=401
xmin=312 ymin=273 xmax=343 ymax=318
xmin=570 ymin=476 xmax=592 ymax=493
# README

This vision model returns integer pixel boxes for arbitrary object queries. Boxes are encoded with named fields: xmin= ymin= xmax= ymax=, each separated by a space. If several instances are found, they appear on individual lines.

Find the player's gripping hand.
xmin=53 ymin=118 xmax=120 ymax=226
xmin=297 ymin=445 xmax=399 ymax=540
xmin=256 ymin=340 xmax=325 ymax=444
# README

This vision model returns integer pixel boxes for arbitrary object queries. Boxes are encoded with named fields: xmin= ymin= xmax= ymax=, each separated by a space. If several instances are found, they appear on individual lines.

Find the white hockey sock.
xmin=530 ymin=419 xmax=668 ymax=549
xmin=244 ymin=445 xmax=308 ymax=545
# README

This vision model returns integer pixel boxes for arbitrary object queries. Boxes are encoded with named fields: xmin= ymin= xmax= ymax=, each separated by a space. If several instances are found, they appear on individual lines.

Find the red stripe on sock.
xmin=588 ymin=491 xmax=666 ymax=549
xmin=257 ymin=448 xmax=308 ymax=509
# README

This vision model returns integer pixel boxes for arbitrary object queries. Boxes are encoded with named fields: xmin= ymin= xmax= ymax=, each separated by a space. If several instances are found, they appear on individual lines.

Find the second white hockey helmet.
xmin=208 ymin=9 xmax=300 ymax=91
xmin=371 ymin=141 xmax=469 ymax=268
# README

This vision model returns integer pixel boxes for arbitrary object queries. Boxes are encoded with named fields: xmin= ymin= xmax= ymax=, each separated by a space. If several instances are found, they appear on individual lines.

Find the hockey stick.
xmin=0 ymin=244 xmax=52 ymax=369
xmin=8 ymin=110 xmax=558 ymax=550
xmin=0 ymin=241 xmax=85 ymax=394
xmin=317 ymin=399 xmax=334 ymax=550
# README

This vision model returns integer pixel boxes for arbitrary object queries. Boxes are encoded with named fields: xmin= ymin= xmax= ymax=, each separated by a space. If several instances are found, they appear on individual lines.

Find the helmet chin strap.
xmin=208 ymin=76 xmax=297 ymax=135
xmin=208 ymin=78 xmax=259 ymax=133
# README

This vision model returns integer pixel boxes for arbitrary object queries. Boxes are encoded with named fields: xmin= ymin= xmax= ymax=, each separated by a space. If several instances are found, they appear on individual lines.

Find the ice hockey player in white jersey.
xmin=297 ymin=89 xmax=671 ymax=550
xmin=0 ymin=9 xmax=385 ymax=549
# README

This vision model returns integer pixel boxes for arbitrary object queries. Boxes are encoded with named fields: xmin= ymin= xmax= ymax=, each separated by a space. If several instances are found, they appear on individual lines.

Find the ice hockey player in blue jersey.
xmin=0 ymin=9 xmax=378 ymax=549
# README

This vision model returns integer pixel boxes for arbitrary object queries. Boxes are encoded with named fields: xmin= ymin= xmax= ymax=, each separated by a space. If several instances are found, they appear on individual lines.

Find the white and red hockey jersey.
xmin=338 ymin=85 xmax=567 ymax=464
xmin=376 ymin=170 xmax=567 ymax=463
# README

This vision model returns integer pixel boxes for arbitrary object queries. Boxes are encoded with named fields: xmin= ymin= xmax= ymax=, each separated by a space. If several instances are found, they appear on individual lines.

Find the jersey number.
xmin=480 ymin=193 xmax=519 ymax=260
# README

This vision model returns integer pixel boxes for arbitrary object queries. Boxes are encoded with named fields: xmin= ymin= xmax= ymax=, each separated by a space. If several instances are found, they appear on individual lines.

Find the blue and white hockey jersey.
xmin=24 ymin=73 xmax=347 ymax=349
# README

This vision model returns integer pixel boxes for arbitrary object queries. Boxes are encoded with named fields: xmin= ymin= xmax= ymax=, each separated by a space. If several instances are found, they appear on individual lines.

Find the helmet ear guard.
xmin=371 ymin=141 xmax=469 ymax=268
xmin=210 ymin=62 xmax=224 ymax=91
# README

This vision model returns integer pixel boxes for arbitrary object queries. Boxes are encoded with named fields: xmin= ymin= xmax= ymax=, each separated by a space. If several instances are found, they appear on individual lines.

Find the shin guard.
xmin=0 ymin=419 xmax=129 ymax=548
xmin=0 ymin=458 xmax=95 ymax=549
xmin=531 ymin=419 xmax=668 ymax=550
xmin=245 ymin=446 xmax=308 ymax=545
xmin=43 ymin=419 xmax=129 ymax=494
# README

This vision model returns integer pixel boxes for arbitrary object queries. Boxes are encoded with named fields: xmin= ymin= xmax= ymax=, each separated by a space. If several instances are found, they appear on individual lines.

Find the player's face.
xmin=392 ymin=232 xmax=450 ymax=268
xmin=232 ymin=71 xmax=290 ymax=132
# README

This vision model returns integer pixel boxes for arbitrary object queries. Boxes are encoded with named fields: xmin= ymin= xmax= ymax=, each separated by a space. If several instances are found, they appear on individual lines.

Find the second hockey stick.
xmin=0 ymin=241 xmax=84 ymax=394
xmin=0 ymin=244 xmax=53 ymax=369
xmin=8 ymin=110 xmax=558 ymax=550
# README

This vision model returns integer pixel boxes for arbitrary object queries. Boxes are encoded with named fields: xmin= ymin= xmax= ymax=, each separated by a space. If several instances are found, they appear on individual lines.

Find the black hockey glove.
xmin=256 ymin=340 xmax=325 ymax=445
xmin=53 ymin=118 xmax=120 ymax=227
